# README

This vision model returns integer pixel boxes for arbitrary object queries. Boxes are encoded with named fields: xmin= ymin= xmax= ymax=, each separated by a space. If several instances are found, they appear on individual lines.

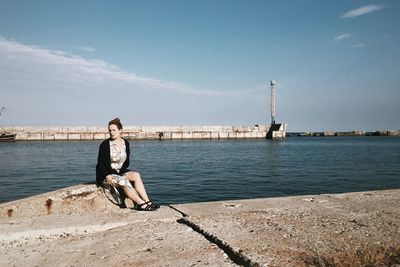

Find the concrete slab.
xmin=1 ymin=186 xmax=399 ymax=266
xmin=0 ymin=209 xmax=237 ymax=267
xmin=171 ymin=190 xmax=400 ymax=266
xmin=0 ymin=185 xmax=238 ymax=267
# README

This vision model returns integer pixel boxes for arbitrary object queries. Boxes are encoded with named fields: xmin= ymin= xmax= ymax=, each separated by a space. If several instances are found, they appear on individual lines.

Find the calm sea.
xmin=0 ymin=137 xmax=399 ymax=204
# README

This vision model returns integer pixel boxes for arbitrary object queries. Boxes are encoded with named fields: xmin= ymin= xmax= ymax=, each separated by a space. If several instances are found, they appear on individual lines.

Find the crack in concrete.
xmin=169 ymin=205 xmax=261 ymax=267
xmin=167 ymin=204 xmax=188 ymax=217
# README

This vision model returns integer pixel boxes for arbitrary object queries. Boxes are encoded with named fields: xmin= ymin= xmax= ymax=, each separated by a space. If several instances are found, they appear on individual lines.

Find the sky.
xmin=0 ymin=0 xmax=399 ymax=132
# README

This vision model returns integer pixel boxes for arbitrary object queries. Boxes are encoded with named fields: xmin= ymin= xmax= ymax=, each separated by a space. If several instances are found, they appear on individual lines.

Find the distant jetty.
xmin=1 ymin=126 xmax=399 ymax=141
xmin=1 ymin=124 xmax=286 ymax=141
xmin=288 ymin=130 xmax=400 ymax=137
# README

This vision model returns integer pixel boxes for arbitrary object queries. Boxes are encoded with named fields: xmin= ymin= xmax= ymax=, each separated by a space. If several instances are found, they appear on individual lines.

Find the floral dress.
xmin=103 ymin=139 xmax=134 ymax=205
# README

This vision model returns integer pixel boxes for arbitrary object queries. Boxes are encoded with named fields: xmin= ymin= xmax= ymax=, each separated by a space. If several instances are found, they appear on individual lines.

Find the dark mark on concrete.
xmin=168 ymin=205 xmax=188 ymax=217
xmin=177 ymin=217 xmax=260 ymax=267
xmin=7 ymin=209 xmax=13 ymax=217
xmin=45 ymin=199 xmax=52 ymax=215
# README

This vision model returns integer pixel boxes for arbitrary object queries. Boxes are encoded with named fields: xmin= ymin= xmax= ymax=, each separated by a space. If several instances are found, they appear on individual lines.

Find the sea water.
xmin=0 ymin=137 xmax=399 ymax=204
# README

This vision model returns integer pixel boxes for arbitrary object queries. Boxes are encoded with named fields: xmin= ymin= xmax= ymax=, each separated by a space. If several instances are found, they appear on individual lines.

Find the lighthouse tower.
xmin=270 ymin=80 xmax=276 ymax=125
xmin=266 ymin=80 xmax=286 ymax=139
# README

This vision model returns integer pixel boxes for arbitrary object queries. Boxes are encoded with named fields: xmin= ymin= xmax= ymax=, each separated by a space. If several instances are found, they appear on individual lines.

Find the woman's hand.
xmin=105 ymin=175 xmax=115 ymax=186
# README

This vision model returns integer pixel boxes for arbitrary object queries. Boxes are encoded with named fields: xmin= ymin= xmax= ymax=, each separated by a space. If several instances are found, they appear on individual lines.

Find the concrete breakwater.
xmin=1 ymin=185 xmax=399 ymax=266
xmin=292 ymin=130 xmax=400 ymax=137
xmin=2 ymin=124 xmax=286 ymax=141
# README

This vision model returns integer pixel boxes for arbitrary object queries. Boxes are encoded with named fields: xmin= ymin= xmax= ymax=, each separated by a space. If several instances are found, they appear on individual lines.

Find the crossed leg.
xmin=123 ymin=171 xmax=150 ymax=204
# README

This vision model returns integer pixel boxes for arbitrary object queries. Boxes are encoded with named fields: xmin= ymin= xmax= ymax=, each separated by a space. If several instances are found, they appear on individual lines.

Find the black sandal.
xmin=145 ymin=201 xmax=160 ymax=210
xmin=136 ymin=202 xmax=157 ymax=211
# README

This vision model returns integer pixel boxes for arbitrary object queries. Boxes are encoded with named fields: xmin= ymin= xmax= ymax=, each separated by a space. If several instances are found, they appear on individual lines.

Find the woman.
xmin=96 ymin=118 xmax=159 ymax=211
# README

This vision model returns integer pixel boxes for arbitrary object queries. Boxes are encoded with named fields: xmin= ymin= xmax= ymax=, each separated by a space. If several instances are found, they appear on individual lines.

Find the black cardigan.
xmin=96 ymin=138 xmax=131 ymax=184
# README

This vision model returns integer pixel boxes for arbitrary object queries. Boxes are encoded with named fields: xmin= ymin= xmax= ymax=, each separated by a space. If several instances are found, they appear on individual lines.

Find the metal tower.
xmin=270 ymin=80 xmax=276 ymax=125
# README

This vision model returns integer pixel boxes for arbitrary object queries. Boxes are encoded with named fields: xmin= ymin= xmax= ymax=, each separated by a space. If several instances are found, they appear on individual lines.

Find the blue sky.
xmin=0 ymin=0 xmax=399 ymax=131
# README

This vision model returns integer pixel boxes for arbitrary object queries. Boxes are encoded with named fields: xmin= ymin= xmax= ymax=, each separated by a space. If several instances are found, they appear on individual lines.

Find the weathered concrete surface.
xmin=0 ymin=184 xmax=115 ymax=218
xmin=2 ymin=125 xmax=273 ymax=141
xmin=1 ymin=211 xmax=238 ymax=267
xmin=1 ymin=186 xmax=399 ymax=266
xmin=173 ymin=190 xmax=400 ymax=266
xmin=0 ymin=185 xmax=236 ymax=267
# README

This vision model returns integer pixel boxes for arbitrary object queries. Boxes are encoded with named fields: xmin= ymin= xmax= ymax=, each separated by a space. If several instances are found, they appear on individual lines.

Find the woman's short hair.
xmin=108 ymin=118 xmax=123 ymax=130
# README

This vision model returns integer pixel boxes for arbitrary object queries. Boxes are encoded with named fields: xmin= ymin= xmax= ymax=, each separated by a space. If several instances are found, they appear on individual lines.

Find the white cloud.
xmin=334 ymin=33 xmax=351 ymax=42
xmin=1 ymin=37 xmax=263 ymax=99
xmin=0 ymin=37 xmax=265 ymax=125
xmin=341 ymin=5 xmax=385 ymax=18
xmin=352 ymin=43 xmax=366 ymax=48
xmin=77 ymin=46 xmax=95 ymax=52
xmin=0 ymin=37 xmax=226 ymax=96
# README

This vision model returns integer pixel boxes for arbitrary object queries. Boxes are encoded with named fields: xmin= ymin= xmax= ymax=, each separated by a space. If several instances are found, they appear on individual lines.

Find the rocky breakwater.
xmin=297 ymin=130 xmax=400 ymax=137
xmin=1 ymin=186 xmax=400 ymax=266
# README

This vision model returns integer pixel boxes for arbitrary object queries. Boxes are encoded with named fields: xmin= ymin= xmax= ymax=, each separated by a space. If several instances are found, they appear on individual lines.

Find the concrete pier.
xmin=1 ymin=125 xmax=286 ymax=141
xmin=1 ymin=185 xmax=399 ymax=266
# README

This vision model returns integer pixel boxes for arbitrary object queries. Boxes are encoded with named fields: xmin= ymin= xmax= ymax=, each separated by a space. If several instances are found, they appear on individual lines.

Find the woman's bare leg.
xmin=120 ymin=186 xmax=145 ymax=205
xmin=124 ymin=171 xmax=150 ymax=202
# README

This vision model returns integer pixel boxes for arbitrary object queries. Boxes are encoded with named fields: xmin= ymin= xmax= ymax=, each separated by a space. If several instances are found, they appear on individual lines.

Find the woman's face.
xmin=108 ymin=124 xmax=122 ymax=140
